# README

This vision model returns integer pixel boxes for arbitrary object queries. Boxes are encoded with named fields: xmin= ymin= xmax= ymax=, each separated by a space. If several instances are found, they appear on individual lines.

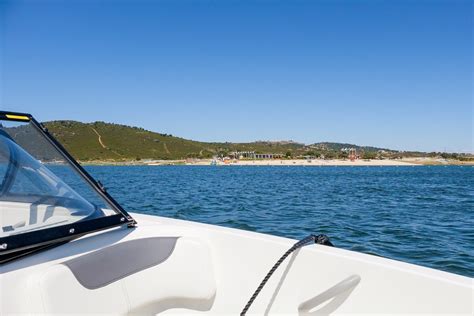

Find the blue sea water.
xmin=85 ymin=165 xmax=474 ymax=277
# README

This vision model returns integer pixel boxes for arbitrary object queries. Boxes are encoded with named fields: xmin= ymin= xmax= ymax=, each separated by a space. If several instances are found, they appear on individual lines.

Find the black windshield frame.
xmin=0 ymin=111 xmax=136 ymax=263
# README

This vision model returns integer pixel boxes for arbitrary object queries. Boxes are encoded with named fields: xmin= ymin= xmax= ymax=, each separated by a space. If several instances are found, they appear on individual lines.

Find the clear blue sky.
xmin=1 ymin=0 xmax=472 ymax=152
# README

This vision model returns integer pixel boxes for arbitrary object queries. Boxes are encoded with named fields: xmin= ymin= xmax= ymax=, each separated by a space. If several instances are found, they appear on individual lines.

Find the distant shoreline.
xmin=79 ymin=158 xmax=474 ymax=167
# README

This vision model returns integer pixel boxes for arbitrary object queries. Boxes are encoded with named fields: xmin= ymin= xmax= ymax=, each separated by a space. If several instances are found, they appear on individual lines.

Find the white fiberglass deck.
xmin=1 ymin=212 xmax=473 ymax=315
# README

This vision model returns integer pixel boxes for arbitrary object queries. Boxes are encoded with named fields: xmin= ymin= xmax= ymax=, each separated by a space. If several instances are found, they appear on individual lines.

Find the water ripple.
xmin=86 ymin=165 xmax=474 ymax=277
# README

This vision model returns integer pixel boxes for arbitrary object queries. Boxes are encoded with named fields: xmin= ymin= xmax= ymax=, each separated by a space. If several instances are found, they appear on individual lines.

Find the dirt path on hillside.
xmin=163 ymin=142 xmax=171 ymax=154
xmin=90 ymin=127 xmax=123 ymax=157
xmin=91 ymin=127 xmax=106 ymax=148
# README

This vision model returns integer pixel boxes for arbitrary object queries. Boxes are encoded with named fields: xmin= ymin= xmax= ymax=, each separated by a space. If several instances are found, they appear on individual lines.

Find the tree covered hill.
xmin=44 ymin=121 xmax=307 ymax=161
xmin=308 ymin=142 xmax=391 ymax=152
xmin=44 ymin=120 xmax=433 ymax=161
xmin=45 ymin=121 xmax=211 ymax=160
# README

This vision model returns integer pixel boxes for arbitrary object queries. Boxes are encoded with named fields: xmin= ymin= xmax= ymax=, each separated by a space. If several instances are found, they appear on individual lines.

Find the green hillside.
xmin=308 ymin=142 xmax=390 ymax=152
xmin=44 ymin=120 xmax=466 ymax=161
xmin=45 ymin=121 xmax=208 ymax=160
xmin=44 ymin=121 xmax=307 ymax=161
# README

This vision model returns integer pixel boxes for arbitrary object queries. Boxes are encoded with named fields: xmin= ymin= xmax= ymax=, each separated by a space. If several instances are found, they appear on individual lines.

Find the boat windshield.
xmin=0 ymin=115 xmax=130 ymax=241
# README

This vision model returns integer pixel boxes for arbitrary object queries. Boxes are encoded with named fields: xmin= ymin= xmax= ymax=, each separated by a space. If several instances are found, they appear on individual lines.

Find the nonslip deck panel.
xmin=63 ymin=237 xmax=179 ymax=289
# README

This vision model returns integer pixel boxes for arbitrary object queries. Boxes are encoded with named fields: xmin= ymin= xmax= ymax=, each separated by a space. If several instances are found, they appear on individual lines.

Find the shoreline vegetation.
xmin=40 ymin=120 xmax=473 ymax=167
xmin=79 ymin=157 xmax=474 ymax=167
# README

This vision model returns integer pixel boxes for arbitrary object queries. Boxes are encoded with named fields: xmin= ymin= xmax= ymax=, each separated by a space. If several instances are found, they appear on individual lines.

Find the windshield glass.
xmin=0 ymin=119 xmax=118 ymax=237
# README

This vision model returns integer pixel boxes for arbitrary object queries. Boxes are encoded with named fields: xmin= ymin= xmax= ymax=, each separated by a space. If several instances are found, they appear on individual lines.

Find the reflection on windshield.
xmin=0 ymin=124 xmax=113 ymax=237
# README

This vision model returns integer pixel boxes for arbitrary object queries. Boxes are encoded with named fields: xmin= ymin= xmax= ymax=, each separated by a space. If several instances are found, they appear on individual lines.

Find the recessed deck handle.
xmin=298 ymin=275 xmax=361 ymax=314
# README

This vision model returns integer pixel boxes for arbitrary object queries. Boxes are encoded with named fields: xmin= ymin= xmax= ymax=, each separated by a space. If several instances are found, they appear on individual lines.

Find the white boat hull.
xmin=1 ymin=212 xmax=472 ymax=315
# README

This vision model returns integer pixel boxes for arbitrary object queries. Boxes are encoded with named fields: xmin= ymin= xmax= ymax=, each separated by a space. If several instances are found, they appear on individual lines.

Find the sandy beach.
xmin=185 ymin=158 xmax=473 ymax=166
xmin=198 ymin=159 xmax=417 ymax=166
xmin=80 ymin=157 xmax=473 ymax=166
